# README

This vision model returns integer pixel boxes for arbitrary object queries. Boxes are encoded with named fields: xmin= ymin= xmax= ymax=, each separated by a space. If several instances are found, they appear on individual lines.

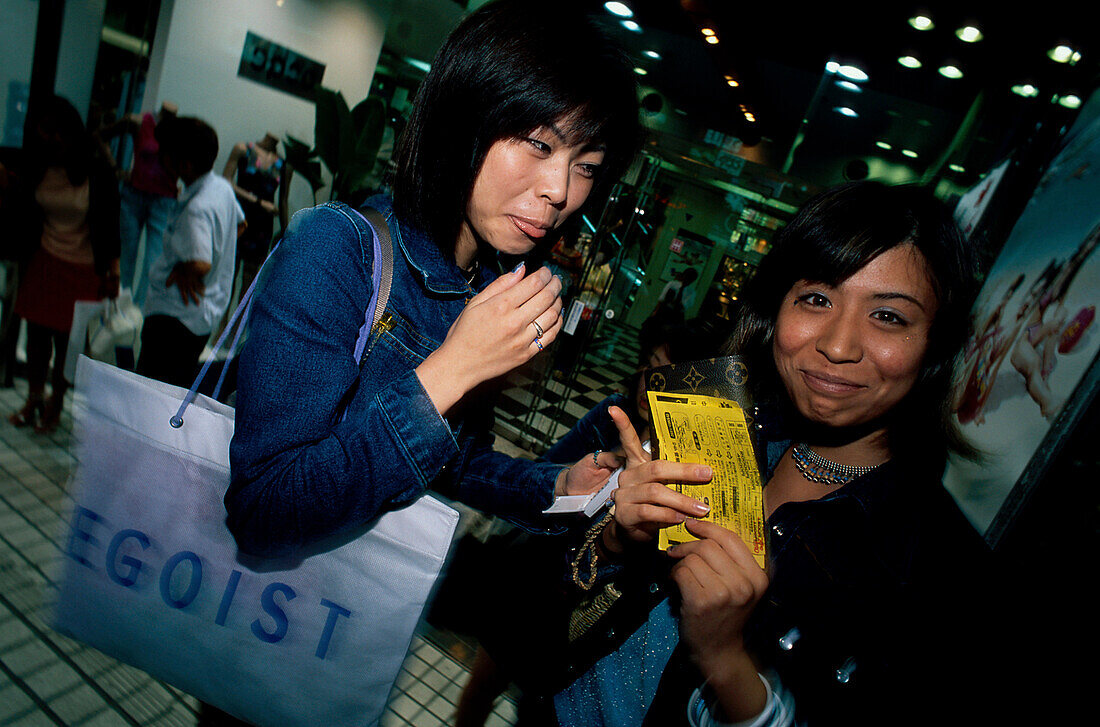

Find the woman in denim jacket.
xmin=226 ymin=0 xmax=639 ymax=557
xmin=544 ymin=183 xmax=1013 ymax=725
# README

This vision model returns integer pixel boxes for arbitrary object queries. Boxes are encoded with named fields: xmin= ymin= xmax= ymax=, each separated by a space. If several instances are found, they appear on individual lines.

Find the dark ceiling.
xmin=584 ymin=0 xmax=1098 ymax=193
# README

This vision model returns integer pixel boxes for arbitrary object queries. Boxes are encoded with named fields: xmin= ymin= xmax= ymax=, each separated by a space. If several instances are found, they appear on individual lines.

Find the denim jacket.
xmin=226 ymin=196 xmax=565 ymax=557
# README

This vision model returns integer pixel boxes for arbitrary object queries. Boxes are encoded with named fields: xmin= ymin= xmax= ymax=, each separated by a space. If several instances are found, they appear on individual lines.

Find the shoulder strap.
xmin=350 ymin=205 xmax=394 ymax=362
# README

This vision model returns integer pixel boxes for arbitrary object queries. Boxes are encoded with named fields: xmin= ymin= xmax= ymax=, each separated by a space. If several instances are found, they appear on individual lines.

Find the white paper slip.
xmin=542 ymin=467 xmax=622 ymax=515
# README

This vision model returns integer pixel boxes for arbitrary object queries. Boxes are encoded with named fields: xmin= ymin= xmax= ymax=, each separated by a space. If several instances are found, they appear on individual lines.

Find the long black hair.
xmin=391 ymin=0 xmax=640 ymax=256
xmin=24 ymin=95 xmax=94 ymax=187
xmin=729 ymin=181 xmax=982 ymax=461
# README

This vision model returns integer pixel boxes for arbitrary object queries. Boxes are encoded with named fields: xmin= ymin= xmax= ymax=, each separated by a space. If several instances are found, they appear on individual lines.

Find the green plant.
xmin=285 ymin=87 xmax=387 ymax=204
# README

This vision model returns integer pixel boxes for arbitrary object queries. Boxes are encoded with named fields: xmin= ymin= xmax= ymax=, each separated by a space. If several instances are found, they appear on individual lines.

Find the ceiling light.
xmin=701 ymin=28 xmax=715 ymax=36
xmin=1012 ymin=83 xmax=1040 ymax=98
xmin=956 ymin=26 xmax=983 ymax=43
xmin=938 ymin=64 xmax=963 ymax=79
xmin=633 ymin=67 xmax=647 ymax=75
xmin=909 ymin=15 xmax=934 ymax=31
xmin=825 ymin=61 xmax=840 ymax=73
xmin=604 ymin=2 xmax=633 ymax=18
xmin=834 ymin=106 xmax=858 ymax=117
xmin=643 ymin=50 xmax=661 ymax=59
xmin=1059 ymin=94 xmax=1082 ymax=109
xmin=1048 ymin=45 xmax=1075 ymax=63
xmin=837 ymin=64 xmax=868 ymax=82
xmin=837 ymin=80 xmax=861 ymax=92
xmin=705 ymin=35 xmax=719 ymax=45
xmin=406 ymin=58 xmax=431 ymax=73
xmin=875 ymin=141 xmax=892 ymax=150
xmin=621 ymin=20 xmax=641 ymax=32
xmin=898 ymin=55 xmax=921 ymax=69
xmin=902 ymin=149 xmax=918 ymax=158
xmin=727 ymin=79 xmax=739 ymax=87
xmin=948 ymin=164 xmax=965 ymax=173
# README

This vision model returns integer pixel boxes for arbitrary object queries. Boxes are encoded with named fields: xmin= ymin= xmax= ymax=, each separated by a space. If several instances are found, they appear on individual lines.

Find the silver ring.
xmin=533 ymin=320 xmax=544 ymax=339
xmin=593 ymin=450 xmax=602 ymax=466
xmin=534 ymin=337 xmax=544 ymax=351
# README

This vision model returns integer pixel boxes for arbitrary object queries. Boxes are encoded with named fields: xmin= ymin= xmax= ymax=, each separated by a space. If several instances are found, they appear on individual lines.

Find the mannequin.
xmin=222 ymin=132 xmax=286 ymax=297
xmin=100 ymin=101 xmax=180 ymax=310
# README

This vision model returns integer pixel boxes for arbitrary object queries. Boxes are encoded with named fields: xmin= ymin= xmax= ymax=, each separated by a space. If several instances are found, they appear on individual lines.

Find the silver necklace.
xmin=791 ymin=443 xmax=883 ymax=486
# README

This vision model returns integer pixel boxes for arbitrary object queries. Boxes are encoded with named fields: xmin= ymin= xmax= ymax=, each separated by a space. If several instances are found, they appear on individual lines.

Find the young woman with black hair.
xmin=546 ymin=182 xmax=1008 ymax=726
xmin=226 ymin=0 xmax=639 ymax=556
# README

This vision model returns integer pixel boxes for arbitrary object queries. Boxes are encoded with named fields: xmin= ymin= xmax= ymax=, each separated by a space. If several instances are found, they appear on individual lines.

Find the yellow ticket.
xmin=646 ymin=391 xmax=766 ymax=568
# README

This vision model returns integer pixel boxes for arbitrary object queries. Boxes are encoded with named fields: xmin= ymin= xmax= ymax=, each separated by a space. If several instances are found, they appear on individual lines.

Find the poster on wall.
xmin=953 ymin=158 xmax=1010 ymax=239
xmin=238 ymin=32 xmax=326 ymax=101
xmin=944 ymin=90 xmax=1100 ymax=544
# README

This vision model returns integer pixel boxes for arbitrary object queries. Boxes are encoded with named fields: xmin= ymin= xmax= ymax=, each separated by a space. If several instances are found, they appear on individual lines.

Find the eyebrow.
xmin=547 ymin=123 xmax=606 ymax=153
xmin=872 ymin=292 xmax=928 ymax=311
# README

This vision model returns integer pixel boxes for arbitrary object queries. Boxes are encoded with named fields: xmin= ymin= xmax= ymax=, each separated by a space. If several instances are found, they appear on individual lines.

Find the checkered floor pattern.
xmin=492 ymin=322 xmax=641 ymax=455
xmin=0 ymin=319 xmax=640 ymax=726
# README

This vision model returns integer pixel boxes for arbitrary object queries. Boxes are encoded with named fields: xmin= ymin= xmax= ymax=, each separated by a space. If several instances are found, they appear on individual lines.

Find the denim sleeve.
xmin=226 ymin=204 xmax=460 ymax=556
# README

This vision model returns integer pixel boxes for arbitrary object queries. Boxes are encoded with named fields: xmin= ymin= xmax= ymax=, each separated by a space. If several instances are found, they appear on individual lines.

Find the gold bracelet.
xmin=570 ymin=510 xmax=614 ymax=591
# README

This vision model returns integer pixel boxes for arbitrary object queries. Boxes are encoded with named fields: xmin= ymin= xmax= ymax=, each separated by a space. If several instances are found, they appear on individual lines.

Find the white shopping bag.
xmin=64 ymin=291 xmax=143 ymax=380
xmin=53 ymin=355 xmax=459 ymax=727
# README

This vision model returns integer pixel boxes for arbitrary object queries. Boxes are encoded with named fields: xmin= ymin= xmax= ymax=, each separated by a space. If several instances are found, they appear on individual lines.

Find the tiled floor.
xmin=0 ymin=319 xmax=640 ymax=726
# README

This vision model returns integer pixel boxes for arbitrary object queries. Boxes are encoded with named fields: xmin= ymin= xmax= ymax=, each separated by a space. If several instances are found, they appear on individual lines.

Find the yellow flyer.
xmin=646 ymin=391 xmax=767 ymax=568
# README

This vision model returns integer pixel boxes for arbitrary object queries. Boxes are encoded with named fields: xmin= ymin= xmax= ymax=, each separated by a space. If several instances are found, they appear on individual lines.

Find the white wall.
xmin=146 ymin=0 xmax=394 ymax=216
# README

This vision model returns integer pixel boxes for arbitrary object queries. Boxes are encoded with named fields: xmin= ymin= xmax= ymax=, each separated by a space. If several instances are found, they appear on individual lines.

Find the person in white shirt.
xmin=138 ymin=116 xmax=244 ymax=387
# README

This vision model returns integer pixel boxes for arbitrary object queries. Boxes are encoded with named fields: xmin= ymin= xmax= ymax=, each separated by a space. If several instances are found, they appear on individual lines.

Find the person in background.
xmin=137 ymin=116 xmax=244 ymax=388
xmin=6 ymin=95 xmax=120 ymax=433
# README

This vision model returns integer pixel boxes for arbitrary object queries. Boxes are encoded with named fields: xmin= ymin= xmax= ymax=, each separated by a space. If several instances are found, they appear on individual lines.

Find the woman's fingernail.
xmin=511 ymin=262 xmax=524 ymax=275
xmin=696 ymin=465 xmax=713 ymax=478
xmin=693 ymin=501 xmax=710 ymax=515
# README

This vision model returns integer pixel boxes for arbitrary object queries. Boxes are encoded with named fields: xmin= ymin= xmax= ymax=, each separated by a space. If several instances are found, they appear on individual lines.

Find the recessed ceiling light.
xmin=836 ymin=80 xmax=862 ymax=92
xmin=1048 ymin=45 xmax=1075 ymax=63
xmin=956 ymin=26 xmax=983 ymax=43
xmin=938 ymin=64 xmax=963 ymax=79
xmin=834 ymin=106 xmax=858 ymax=118
xmin=633 ymin=67 xmax=647 ymax=75
xmin=898 ymin=55 xmax=921 ymax=69
xmin=909 ymin=15 xmax=934 ymax=31
xmin=1059 ymin=94 xmax=1082 ymax=109
xmin=1012 ymin=83 xmax=1040 ymax=98
xmin=621 ymin=20 xmax=641 ymax=32
xmin=406 ymin=58 xmax=431 ymax=73
xmin=837 ymin=65 xmax=869 ymax=82
xmin=948 ymin=164 xmax=965 ymax=173
xmin=604 ymin=2 xmax=633 ymax=18
xmin=701 ymin=28 xmax=715 ymax=36
xmin=875 ymin=141 xmax=892 ymax=150
xmin=705 ymin=35 xmax=719 ymax=45
xmin=902 ymin=149 xmax=918 ymax=158
xmin=825 ymin=61 xmax=840 ymax=73
xmin=744 ymin=112 xmax=756 ymax=122
xmin=727 ymin=79 xmax=739 ymax=87
xmin=643 ymin=50 xmax=661 ymax=59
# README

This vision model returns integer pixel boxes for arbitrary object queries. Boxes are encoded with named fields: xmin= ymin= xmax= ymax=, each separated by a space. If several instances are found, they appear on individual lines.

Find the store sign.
xmin=238 ymin=32 xmax=326 ymax=101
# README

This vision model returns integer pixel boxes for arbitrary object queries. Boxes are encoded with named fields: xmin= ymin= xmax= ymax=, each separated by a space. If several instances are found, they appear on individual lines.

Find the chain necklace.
xmin=791 ymin=443 xmax=884 ymax=486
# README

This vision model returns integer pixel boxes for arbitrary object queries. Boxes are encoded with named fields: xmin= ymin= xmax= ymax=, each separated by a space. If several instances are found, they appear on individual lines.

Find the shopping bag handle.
xmin=170 ymin=203 xmax=395 ymax=428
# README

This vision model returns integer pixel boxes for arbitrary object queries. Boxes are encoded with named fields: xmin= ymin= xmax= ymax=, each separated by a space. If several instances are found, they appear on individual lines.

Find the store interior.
xmin=1 ymin=1 xmax=1097 ymax=725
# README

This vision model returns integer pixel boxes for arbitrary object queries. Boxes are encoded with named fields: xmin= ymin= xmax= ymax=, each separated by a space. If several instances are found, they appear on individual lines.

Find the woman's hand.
xmin=603 ymin=405 xmax=711 ymax=550
xmin=417 ymin=263 xmax=563 ymax=415
xmin=556 ymin=451 xmax=623 ymax=497
xmin=668 ymin=518 xmax=770 ymax=722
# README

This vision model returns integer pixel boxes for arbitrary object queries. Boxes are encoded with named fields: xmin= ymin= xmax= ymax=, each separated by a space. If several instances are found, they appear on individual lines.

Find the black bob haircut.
xmin=156 ymin=116 xmax=219 ymax=176
xmin=728 ymin=181 xmax=982 ymax=462
xmin=391 ymin=0 xmax=641 ymax=255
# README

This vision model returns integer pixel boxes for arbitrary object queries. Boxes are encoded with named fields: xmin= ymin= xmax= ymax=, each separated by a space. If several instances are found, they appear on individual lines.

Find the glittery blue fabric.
xmin=553 ymin=597 xmax=679 ymax=727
